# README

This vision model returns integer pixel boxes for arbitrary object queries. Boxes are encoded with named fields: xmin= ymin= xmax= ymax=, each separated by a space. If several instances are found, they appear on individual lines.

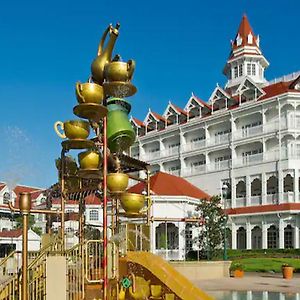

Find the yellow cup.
xmin=54 ymin=120 xmax=90 ymax=140
xmin=78 ymin=150 xmax=101 ymax=170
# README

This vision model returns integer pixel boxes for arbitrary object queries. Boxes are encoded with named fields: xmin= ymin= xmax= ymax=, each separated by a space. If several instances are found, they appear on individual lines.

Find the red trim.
xmin=227 ymin=203 xmax=300 ymax=215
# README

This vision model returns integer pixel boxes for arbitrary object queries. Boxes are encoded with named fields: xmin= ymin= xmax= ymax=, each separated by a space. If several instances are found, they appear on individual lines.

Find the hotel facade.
xmin=130 ymin=15 xmax=300 ymax=250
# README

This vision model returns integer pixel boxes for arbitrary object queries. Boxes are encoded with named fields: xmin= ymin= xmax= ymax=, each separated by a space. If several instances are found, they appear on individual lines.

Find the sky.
xmin=0 ymin=0 xmax=299 ymax=188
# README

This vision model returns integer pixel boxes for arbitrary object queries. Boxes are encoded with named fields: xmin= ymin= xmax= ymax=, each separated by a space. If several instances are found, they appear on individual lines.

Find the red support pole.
xmin=103 ymin=117 xmax=108 ymax=300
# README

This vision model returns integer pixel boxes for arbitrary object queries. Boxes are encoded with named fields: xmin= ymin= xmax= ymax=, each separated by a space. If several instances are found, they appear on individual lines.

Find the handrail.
xmin=0 ymin=250 xmax=18 ymax=269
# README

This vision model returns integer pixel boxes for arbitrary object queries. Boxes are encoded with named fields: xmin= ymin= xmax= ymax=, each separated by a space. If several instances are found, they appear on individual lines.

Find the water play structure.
xmin=0 ymin=23 xmax=213 ymax=300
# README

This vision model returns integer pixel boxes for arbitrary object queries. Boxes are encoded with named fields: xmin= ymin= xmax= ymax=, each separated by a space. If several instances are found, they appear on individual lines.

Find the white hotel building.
xmin=130 ymin=15 xmax=300 ymax=250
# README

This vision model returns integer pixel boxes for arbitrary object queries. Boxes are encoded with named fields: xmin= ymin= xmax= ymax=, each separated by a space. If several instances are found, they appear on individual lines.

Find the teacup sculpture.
xmin=129 ymin=277 xmax=151 ymax=300
xmin=78 ymin=150 xmax=101 ymax=170
xmin=107 ymin=173 xmax=129 ymax=193
xmin=120 ymin=193 xmax=145 ymax=214
xmin=54 ymin=120 xmax=90 ymax=140
xmin=76 ymin=78 xmax=104 ymax=104
xmin=150 ymin=285 xmax=163 ymax=299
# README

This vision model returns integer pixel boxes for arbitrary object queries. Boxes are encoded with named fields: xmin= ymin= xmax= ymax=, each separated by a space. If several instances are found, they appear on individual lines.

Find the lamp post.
xmin=222 ymin=182 xmax=229 ymax=261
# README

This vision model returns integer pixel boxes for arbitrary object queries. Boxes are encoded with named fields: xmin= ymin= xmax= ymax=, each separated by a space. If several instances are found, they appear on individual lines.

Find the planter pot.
xmin=282 ymin=266 xmax=294 ymax=279
xmin=233 ymin=270 xmax=244 ymax=278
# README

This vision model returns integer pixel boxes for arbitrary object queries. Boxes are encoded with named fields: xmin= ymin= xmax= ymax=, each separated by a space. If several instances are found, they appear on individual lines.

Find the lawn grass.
xmin=233 ymin=257 xmax=300 ymax=273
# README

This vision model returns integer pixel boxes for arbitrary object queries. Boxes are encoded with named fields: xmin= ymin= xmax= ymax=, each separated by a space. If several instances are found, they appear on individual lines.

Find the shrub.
xmin=230 ymin=262 xmax=245 ymax=271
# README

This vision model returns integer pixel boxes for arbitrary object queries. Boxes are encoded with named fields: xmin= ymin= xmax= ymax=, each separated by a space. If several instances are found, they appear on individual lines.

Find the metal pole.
xmin=19 ymin=192 xmax=31 ymax=300
xmin=60 ymin=149 xmax=66 ymax=250
xmin=103 ymin=117 xmax=108 ymax=300
xmin=223 ymin=188 xmax=228 ymax=261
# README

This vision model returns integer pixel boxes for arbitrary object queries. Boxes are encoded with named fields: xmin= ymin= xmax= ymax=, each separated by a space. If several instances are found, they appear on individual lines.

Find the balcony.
xmin=209 ymin=133 xmax=230 ymax=146
xmin=182 ymin=165 xmax=206 ymax=176
xmin=234 ymin=125 xmax=263 ymax=139
xmin=266 ymin=193 xmax=278 ymax=204
xmin=183 ymin=140 xmax=206 ymax=152
xmin=162 ymin=146 xmax=180 ymax=157
xmin=142 ymin=151 xmax=160 ymax=161
xmin=168 ymin=169 xmax=180 ymax=176
xmin=208 ymin=159 xmax=231 ymax=172
xmin=236 ymin=197 xmax=246 ymax=208
xmin=282 ymin=192 xmax=295 ymax=203
xmin=234 ymin=151 xmax=279 ymax=167
xmin=251 ymin=196 xmax=262 ymax=206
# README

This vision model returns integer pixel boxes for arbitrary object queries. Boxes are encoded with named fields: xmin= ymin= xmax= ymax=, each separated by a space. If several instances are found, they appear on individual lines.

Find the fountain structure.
xmin=0 ymin=23 xmax=213 ymax=300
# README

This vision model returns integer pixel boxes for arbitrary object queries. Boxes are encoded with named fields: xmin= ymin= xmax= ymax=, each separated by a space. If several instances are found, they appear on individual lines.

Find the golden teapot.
xmin=75 ymin=78 xmax=104 ymax=104
xmin=129 ymin=276 xmax=151 ymax=300
xmin=91 ymin=23 xmax=120 ymax=85
xmin=104 ymin=55 xmax=135 ymax=82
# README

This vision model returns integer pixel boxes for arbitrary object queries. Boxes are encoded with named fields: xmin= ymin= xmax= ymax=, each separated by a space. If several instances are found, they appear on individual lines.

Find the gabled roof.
xmin=0 ymin=229 xmax=22 ymax=238
xmin=289 ymin=75 xmax=300 ymax=89
xmin=260 ymin=80 xmax=300 ymax=100
xmin=144 ymin=110 xmax=166 ymax=124
xmin=128 ymin=172 xmax=210 ymax=199
xmin=209 ymin=86 xmax=231 ymax=102
xmin=235 ymin=77 xmax=265 ymax=98
xmin=184 ymin=93 xmax=211 ymax=111
xmin=130 ymin=117 xmax=145 ymax=128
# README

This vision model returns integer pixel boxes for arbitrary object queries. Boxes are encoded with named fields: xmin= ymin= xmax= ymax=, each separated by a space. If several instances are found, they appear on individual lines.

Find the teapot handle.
xmin=54 ymin=121 xmax=66 ymax=139
xmin=127 ymin=59 xmax=136 ymax=80
xmin=76 ymin=82 xmax=85 ymax=103
xmin=97 ymin=25 xmax=111 ymax=56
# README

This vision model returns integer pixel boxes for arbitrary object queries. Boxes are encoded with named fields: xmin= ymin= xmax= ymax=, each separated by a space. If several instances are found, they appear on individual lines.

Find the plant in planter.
xmin=282 ymin=264 xmax=294 ymax=279
xmin=230 ymin=262 xmax=245 ymax=278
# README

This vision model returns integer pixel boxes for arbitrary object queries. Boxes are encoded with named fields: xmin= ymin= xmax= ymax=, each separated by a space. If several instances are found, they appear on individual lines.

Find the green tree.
xmin=14 ymin=214 xmax=42 ymax=236
xmin=195 ymin=195 xmax=226 ymax=260
xmin=158 ymin=233 xmax=167 ymax=249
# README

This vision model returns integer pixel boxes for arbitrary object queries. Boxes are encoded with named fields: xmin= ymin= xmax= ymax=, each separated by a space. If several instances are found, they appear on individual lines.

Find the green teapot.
xmin=107 ymin=98 xmax=136 ymax=153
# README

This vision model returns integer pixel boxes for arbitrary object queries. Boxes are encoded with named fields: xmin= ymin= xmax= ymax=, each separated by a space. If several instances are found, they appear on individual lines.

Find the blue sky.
xmin=0 ymin=0 xmax=299 ymax=188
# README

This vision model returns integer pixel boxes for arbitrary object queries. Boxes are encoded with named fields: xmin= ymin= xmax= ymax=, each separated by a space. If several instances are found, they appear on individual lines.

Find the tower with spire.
xmin=223 ymin=14 xmax=269 ymax=92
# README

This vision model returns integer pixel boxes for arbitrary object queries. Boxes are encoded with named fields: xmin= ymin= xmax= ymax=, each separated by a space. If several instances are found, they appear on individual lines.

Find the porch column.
xmin=294 ymin=169 xmax=299 ymax=203
xmin=278 ymin=170 xmax=284 ymax=204
xmin=294 ymin=217 xmax=300 ymax=249
xmin=279 ymin=219 xmax=284 ymax=249
xmin=246 ymin=222 xmax=252 ymax=250
xmin=231 ymin=223 xmax=237 ymax=250
xmin=262 ymin=173 xmax=267 ymax=205
xmin=231 ymin=177 xmax=236 ymax=208
xmin=178 ymin=223 xmax=186 ymax=260
xmin=150 ymin=222 xmax=157 ymax=253
xmin=246 ymin=176 xmax=251 ymax=206
xmin=139 ymin=141 xmax=145 ymax=160
xmin=262 ymin=223 xmax=268 ymax=249
xmin=159 ymin=138 xmax=165 ymax=155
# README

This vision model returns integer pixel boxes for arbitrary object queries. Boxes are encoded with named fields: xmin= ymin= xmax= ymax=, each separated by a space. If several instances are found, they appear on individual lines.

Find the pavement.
xmin=193 ymin=272 xmax=300 ymax=294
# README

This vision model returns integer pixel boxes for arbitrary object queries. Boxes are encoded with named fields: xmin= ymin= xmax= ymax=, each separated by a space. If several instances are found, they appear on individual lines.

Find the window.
xmin=3 ymin=192 xmax=10 ymax=204
xmin=215 ymin=155 xmax=231 ymax=162
xmin=191 ymin=161 xmax=205 ymax=167
xmin=191 ymin=136 xmax=205 ymax=143
xmin=252 ymin=64 xmax=256 ymax=76
xmin=89 ymin=210 xmax=99 ymax=221
xmin=234 ymin=66 xmax=238 ymax=78
xmin=247 ymin=64 xmax=251 ymax=75
xmin=239 ymin=65 xmax=243 ymax=77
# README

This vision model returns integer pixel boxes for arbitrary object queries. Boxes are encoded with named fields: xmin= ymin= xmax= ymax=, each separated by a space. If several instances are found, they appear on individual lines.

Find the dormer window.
xmin=3 ymin=192 xmax=10 ymax=204
xmin=239 ymin=65 xmax=243 ymax=77
xmin=247 ymin=33 xmax=253 ymax=44
xmin=236 ymin=34 xmax=242 ymax=46
xmin=252 ymin=64 xmax=256 ymax=76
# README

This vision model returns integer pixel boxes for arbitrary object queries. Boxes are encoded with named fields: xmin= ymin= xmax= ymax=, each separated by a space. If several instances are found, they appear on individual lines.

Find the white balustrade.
xmin=236 ymin=197 xmax=246 ymax=207
xmin=251 ymin=196 xmax=262 ymax=206
xmin=282 ymin=192 xmax=295 ymax=203
xmin=266 ymin=193 xmax=278 ymax=204
xmin=183 ymin=140 xmax=206 ymax=152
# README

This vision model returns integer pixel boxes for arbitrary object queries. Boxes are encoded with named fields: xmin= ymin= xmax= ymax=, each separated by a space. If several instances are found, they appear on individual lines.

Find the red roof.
xmin=0 ymin=229 xmax=22 ymax=238
xmin=170 ymin=102 xmax=188 ymax=116
xmin=260 ymin=80 xmax=300 ymax=100
xmin=227 ymin=203 xmax=300 ymax=215
xmin=232 ymin=14 xmax=259 ymax=50
xmin=128 ymin=172 xmax=210 ymax=199
xmin=132 ymin=117 xmax=145 ymax=127
xmin=151 ymin=111 xmax=166 ymax=122
xmin=85 ymin=194 xmax=101 ymax=205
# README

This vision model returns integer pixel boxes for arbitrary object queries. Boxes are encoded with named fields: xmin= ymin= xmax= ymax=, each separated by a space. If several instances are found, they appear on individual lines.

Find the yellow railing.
xmin=0 ymin=275 xmax=19 ymax=300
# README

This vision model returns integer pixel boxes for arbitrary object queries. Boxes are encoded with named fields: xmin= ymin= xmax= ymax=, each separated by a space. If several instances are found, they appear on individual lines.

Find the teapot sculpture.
xmin=104 ymin=54 xmax=135 ymax=82
xmin=91 ymin=23 xmax=120 ymax=85
xmin=129 ymin=276 xmax=151 ymax=300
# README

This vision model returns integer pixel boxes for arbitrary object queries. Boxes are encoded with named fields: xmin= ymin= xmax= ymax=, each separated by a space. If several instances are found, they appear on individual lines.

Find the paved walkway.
xmin=193 ymin=272 xmax=300 ymax=294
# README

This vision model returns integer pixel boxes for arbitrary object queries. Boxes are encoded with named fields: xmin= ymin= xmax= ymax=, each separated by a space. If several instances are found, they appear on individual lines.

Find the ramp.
xmin=123 ymin=251 xmax=213 ymax=300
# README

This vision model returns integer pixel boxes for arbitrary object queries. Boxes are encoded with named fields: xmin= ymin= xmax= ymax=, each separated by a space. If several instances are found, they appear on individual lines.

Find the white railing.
xmin=234 ymin=150 xmax=280 ymax=167
xmin=283 ymin=192 xmax=295 ymax=203
xmin=142 ymin=151 xmax=160 ymax=161
xmin=155 ymin=249 xmax=181 ymax=261
xmin=251 ymin=196 xmax=262 ymax=206
xmin=266 ymin=193 xmax=278 ymax=204
xmin=162 ymin=146 xmax=180 ymax=157
xmin=234 ymin=125 xmax=263 ymax=139
xmin=236 ymin=197 xmax=246 ymax=208
xmin=210 ymin=133 xmax=230 ymax=146
xmin=183 ymin=140 xmax=206 ymax=152
xmin=182 ymin=165 xmax=206 ymax=176
xmin=208 ymin=159 xmax=231 ymax=171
